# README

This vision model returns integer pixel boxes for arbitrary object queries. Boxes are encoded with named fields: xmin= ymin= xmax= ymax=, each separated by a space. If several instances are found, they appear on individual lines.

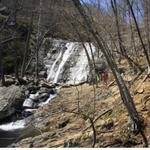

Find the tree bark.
xmin=71 ymin=0 xmax=147 ymax=146
xmin=126 ymin=0 xmax=150 ymax=70
xmin=21 ymin=14 xmax=33 ymax=77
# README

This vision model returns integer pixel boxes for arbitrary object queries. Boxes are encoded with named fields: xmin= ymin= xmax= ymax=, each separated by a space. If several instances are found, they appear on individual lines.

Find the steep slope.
xmin=13 ymin=68 xmax=150 ymax=148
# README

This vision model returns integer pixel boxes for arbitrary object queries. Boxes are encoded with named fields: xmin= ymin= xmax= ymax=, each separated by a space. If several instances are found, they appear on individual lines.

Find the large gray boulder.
xmin=0 ymin=85 xmax=25 ymax=121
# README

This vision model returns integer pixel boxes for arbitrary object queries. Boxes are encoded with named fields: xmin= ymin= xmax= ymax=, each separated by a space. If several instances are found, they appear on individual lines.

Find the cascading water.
xmin=0 ymin=120 xmax=25 ymax=131
xmin=67 ymin=43 xmax=96 ymax=85
xmin=53 ymin=43 xmax=75 ymax=83
xmin=0 ymin=38 xmax=99 ymax=147
xmin=47 ymin=51 xmax=63 ymax=82
xmin=45 ymin=39 xmax=97 ymax=85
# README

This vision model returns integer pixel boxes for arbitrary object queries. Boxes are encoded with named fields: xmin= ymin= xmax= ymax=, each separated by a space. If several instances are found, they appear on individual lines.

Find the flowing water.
xmin=0 ymin=39 xmax=98 ymax=147
xmin=53 ymin=43 xmax=75 ymax=83
xmin=45 ymin=40 xmax=97 ymax=84
xmin=47 ymin=51 xmax=63 ymax=82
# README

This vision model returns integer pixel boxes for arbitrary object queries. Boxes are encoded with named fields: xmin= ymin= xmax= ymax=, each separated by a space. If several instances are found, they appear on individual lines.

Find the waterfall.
xmin=53 ymin=43 xmax=74 ymax=83
xmin=67 ymin=43 xmax=96 ymax=85
xmin=45 ymin=39 xmax=97 ymax=85
xmin=47 ymin=51 xmax=63 ymax=82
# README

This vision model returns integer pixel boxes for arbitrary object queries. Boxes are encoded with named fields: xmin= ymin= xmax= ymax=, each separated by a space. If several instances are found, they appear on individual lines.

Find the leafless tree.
xmin=71 ymin=0 xmax=148 ymax=147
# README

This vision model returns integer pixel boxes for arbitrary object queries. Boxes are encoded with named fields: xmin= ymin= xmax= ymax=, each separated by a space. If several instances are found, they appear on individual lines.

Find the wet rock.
xmin=22 ymin=110 xmax=33 ymax=118
xmin=23 ymin=98 xmax=34 ymax=108
xmin=48 ymin=88 xmax=56 ymax=95
xmin=0 ymin=85 xmax=25 ymax=121
xmin=27 ymin=86 xmax=40 ymax=93
xmin=29 ymin=93 xmax=39 ymax=102
xmin=39 ymin=87 xmax=49 ymax=94
xmin=39 ymin=93 xmax=49 ymax=102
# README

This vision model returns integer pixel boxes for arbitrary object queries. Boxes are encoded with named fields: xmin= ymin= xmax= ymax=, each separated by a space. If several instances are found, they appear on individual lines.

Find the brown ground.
xmin=15 ymin=61 xmax=150 ymax=148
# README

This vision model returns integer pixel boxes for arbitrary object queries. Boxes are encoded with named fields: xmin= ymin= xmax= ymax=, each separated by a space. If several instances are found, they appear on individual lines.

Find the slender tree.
xmin=126 ymin=0 xmax=150 ymax=73
xmin=71 ymin=0 xmax=148 ymax=147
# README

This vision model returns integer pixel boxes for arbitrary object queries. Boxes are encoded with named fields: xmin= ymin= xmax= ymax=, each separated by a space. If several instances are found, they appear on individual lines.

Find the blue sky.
xmin=81 ymin=0 xmax=144 ymax=23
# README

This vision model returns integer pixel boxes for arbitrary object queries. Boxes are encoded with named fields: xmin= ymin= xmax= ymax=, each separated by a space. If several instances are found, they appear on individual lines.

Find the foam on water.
xmin=39 ymin=94 xmax=57 ymax=106
xmin=53 ymin=43 xmax=75 ymax=83
xmin=47 ymin=51 xmax=63 ymax=82
xmin=0 ymin=119 xmax=26 ymax=131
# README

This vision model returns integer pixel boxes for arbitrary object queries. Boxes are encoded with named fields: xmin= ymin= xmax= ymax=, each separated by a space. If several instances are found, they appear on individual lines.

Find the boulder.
xmin=48 ymin=88 xmax=56 ymax=95
xmin=29 ymin=93 xmax=39 ymax=101
xmin=0 ymin=85 xmax=25 ymax=121
xmin=38 ymin=93 xmax=49 ymax=102
xmin=27 ymin=85 xmax=40 ymax=94
xmin=23 ymin=98 xmax=34 ymax=108
xmin=39 ymin=87 xmax=49 ymax=94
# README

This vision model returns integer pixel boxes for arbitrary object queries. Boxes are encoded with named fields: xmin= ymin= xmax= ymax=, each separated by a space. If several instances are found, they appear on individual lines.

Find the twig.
xmin=63 ymin=109 xmax=96 ymax=148
xmin=108 ymin=80 xmax=115 ymax=87
xmin=0 ymin=36 xmax=21 ymax=45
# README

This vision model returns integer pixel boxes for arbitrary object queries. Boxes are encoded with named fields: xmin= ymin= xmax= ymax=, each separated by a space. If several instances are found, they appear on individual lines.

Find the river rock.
xmin=38 ymin=93 xmax=49 ymax=102
xmin=23 ymin=98 xmax=34 ymax=108
xmin=0 ymin=85 xmax=25 ymax=121
xmin=48 ymin=88 xmax=56 ymax=95
xmin=29 ymin=93 xmax=39 ymax=101
xmin=27 ymin=86 xmax=40 ymax=93
xmin=39 ymin=87 xmax=49 ymax=94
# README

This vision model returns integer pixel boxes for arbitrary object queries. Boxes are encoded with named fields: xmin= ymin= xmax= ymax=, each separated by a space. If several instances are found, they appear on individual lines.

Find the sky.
xmin=81 ymin=0 xmax=144 ymax=23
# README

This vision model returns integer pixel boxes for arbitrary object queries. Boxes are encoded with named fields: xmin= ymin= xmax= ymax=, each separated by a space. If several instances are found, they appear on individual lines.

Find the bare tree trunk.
xmin=143 ymin=0 xmax=150 ymax=55
xmin=21 ymin=14 xmax=33 ymax=77
xmin=128 ymin=9 xmax=139 ymax=59
xmin=72 ymin=0 xmax=147 ymax=147
xmin=35 ymin=0 xmax=43 ymax=81
xmin=126 ymin=0 xmax=150 ymax=72
xmin=111 ymin=0 xmax=125 ymax=57
xmin=111 ymin=0 xmax=134 ymax=70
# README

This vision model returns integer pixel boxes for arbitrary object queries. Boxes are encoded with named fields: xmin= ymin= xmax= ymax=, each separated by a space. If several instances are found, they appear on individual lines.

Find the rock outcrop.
xmin=0 ymin=85 xmax=25 ymax=121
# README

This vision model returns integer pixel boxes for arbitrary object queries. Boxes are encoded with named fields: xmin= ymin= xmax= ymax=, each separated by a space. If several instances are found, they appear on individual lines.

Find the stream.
xmin=0 ymin=89 xmax=57 ymax=147
xmin=0 ymin=40 xmax=99 ymax=147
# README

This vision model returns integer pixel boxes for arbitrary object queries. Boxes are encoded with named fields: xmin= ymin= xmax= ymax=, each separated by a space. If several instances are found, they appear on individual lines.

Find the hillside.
xmin=11 ymin=59 xmax=150 ymax=148
xmin=0 ymin=0 xmax=150 ymax=148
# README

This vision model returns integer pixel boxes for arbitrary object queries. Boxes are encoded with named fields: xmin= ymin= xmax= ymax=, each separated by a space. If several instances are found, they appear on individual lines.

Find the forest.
xmin=0 ymin=0 xmax=150 ymax=148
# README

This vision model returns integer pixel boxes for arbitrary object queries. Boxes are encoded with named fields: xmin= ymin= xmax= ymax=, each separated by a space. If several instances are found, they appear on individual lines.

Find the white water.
xmin=47 ymin=51 xmax=63 ymax=82
xmin=39 ymin=94 xmax=57 ymax=106
xmin=0 ymin=40 xmax=97 ymax=132
xmin=0 ymin=120 xmax=25 ymax=131
xmin=0 ymin=92 xmax=57 ymax=131
xmin=67 ymin=43 xmax=96 ymax=85
xmin=53 ymin=43 xmax=75 ymax=83
xmin=45 ymin=39 xmax=99 ymax=85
